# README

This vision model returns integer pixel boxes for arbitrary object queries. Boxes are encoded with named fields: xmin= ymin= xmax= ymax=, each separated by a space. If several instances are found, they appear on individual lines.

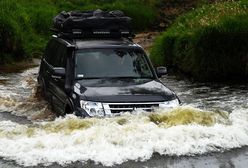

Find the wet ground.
xmin=0 ymin=67 xmax=248 ymax=168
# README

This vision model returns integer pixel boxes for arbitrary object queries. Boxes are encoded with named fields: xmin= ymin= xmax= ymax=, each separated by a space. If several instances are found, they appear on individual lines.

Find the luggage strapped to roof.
xmin=52 ymin=9 xmax=134 ymax=39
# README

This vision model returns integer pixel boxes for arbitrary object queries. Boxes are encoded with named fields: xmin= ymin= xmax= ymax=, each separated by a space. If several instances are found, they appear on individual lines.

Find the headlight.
xmin=159 ymin=99 xmax=180 ymax=108
xmin=80 ymin=100 xmax=105 ymax=117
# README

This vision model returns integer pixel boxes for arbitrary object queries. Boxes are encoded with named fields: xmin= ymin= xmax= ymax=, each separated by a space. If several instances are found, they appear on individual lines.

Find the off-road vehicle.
xmin=38 ymin=10 xmax=180 ymax=117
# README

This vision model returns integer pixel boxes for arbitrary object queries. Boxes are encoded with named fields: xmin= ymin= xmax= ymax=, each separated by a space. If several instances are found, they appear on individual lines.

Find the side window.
xmin=44 ymin=40 xmax=53 ymax=63
xmin=49 ymin=42 xmax=60 ymax=66
xmin=44 ymin=39 xmax=67 ymax=68
xmin=44 ymin=39 xmax=59 ymax=66
xmin=53 ymin=44 xmax=67 ymax=68
xmin=136 ymin=52 xmax=151 ymax=74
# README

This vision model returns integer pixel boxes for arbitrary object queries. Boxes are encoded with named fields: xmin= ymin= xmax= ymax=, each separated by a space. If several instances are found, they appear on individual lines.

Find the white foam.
xmin=0 ymin=107 xmax=247 ymax=167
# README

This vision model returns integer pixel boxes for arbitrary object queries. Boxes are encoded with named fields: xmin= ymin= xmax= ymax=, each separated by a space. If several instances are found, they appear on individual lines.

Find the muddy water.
xmin=0 ymin=67 xmax=248 ymax=168
xmin=0 ymin=67 xmax=54 ymax=122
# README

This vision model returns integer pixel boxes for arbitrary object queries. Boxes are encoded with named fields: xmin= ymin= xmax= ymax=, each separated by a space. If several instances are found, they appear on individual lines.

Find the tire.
xmin=65 ymin=105 xmax=73 ymax=115
xmin=50 ymin=96 xmax=62 ymax=117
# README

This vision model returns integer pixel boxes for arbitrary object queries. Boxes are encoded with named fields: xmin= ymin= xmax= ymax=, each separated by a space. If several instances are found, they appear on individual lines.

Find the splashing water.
xmin=149 ymin=106 xmax=230 ymax=127
xmin=0 ymin=67 xmax=248 ymax=167
xmin=0 ymin=107 xmax=247 ymax=166
xmin=0 ymin=68 xmax=55 ymax=121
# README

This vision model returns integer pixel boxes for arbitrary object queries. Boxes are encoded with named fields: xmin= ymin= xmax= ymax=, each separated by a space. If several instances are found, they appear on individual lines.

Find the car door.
xmin=49 ymin=42 xmax=68 ymax=115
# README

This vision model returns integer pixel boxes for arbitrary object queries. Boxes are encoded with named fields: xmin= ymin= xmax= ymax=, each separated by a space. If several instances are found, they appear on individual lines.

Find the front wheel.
xmin=65 ymin=105 xmax=73 ymax=115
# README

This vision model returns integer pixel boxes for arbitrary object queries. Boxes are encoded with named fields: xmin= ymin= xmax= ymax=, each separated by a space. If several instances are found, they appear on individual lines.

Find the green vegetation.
xmin=0 ymin=0 xmax=159 ymax=64
xmin=150 ymin=1 xmax=248 ymax=82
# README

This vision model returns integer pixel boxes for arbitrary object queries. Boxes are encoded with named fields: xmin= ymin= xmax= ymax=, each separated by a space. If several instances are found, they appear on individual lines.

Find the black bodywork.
xmin=38 ymin=37 xmax=179 ymax=117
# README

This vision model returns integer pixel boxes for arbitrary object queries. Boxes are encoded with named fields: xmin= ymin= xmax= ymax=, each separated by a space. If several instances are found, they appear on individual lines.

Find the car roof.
xmin=53 ymin=36 xmax=142 ymax=49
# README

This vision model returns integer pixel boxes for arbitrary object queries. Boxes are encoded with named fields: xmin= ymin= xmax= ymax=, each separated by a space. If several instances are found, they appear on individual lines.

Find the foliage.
xmin=0 ymin=0 xmax=159 ymax=64
xmin=150 ymin=1 xmax=248 ymax=82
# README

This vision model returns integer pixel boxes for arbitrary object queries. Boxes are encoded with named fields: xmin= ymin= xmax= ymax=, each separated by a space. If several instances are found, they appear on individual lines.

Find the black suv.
xmin=38 ymin=36 xmax=180 ymax=117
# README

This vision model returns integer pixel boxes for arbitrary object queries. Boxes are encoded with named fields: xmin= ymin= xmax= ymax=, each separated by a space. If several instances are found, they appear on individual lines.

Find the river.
xmin=0 ymin=67 xmax=248 ymax=168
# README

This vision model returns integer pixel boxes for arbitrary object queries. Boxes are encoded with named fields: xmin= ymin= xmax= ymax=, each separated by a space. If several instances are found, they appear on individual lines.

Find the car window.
xmin=75 ymin=48 xmax=154 ymax=79
xmin=45 ymin=40 xmax=67 ymax=68
xmin=44 ymin=40 xmax=53 ymax=63
xmin=44 ymin=40 xmax=59 ymax=66
xmin=54 ymin=43 xmax=67 ymax=68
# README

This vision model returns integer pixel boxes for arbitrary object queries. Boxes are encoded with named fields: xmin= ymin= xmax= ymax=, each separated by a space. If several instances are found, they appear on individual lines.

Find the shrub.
xmin=150 ymin=1 xmax=248 ymax=82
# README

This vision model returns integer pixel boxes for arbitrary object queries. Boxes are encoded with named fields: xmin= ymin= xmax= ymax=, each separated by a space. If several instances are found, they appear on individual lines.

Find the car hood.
xmin=75 ymin=78 xmax=176 ymax=103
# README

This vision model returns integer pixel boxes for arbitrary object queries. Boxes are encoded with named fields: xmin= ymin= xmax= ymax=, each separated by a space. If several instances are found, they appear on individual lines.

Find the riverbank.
xmin=0 ymin=59 xmax=40 ymax=74
xmin=133 ymin=32 xmax=160 ymax=52
xmin=150 ymin=0 xmax=248 ymax=82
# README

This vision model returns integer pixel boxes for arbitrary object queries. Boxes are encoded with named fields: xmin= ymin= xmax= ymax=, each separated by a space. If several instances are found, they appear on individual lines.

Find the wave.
xmin=0 ymin=106 xmax=247 ymax=167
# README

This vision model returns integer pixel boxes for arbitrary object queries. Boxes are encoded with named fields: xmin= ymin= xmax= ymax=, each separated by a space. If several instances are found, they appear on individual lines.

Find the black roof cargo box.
xmin=52 ymin=9 xmax=133 ymax=39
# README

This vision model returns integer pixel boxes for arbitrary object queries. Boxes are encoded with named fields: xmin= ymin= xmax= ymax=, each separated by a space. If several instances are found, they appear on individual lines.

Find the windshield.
xmin=75 ymin=48 xmax=155 ymax=79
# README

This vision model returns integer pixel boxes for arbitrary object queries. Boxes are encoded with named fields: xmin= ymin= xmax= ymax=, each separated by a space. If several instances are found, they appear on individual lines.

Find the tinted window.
xmin=44 ymin=40 xmax=52 ymax=62
xmin=75 ymin=49 xmax=154 ymax=79
xmin=53 ymin=44 xmax=67 ymax=67
xmin=45 ymin=39 xmax=66 ymax=68
xmin=44 ymin=40 xmax=58 ymax=65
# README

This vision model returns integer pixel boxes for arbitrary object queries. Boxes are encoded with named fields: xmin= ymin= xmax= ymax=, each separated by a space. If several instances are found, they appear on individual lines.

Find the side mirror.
xmin=156 ymin=66 xmax=167 ymax=78
xmin=52 ymin=67 xmax=65 ymax=79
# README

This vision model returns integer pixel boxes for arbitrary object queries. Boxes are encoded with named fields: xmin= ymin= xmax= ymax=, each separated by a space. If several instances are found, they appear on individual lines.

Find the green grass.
xmin=0 ymin=0 xmax=159 ymax=64
xmin=150 ymin=1 xmax=248 ymax=82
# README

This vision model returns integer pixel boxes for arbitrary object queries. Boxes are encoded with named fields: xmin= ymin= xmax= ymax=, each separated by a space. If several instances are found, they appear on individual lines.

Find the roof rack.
xmin=51 ymin=28 xmax=135 ymax=40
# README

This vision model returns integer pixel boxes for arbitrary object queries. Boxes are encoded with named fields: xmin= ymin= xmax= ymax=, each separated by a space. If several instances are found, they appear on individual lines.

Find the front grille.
xmin=106 ymin=103 xmax=160 ymax=114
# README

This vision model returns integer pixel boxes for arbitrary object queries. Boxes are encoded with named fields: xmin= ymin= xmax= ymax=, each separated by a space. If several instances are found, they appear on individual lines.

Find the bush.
xmin=0 ymin=0 xmax=159 ymax=64
xmin=0 ymin=0 xmax=27 ymax=63
xmin=150 ymin=1 xmax=248 ymax=82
